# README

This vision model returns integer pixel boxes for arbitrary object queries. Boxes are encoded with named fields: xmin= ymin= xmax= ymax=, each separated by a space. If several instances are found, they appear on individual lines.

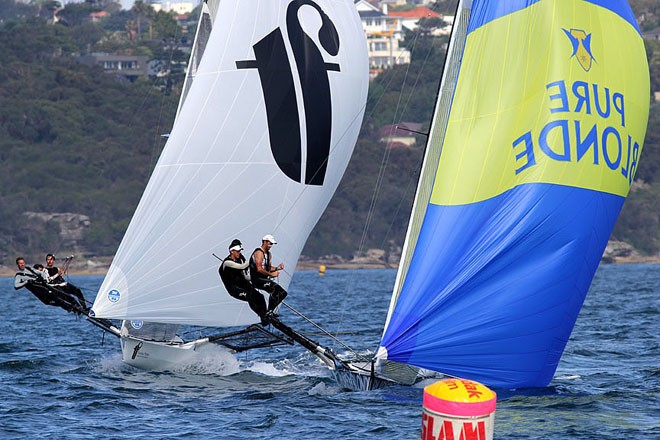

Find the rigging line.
xmin=329 ymin=35 xmax=427 ymax=316
xmin=374 ymin=34 xmax=441 ymax=254
xmin=356 ymin=52 xmax=416 ymax=260
xmin=269 ymin=29 xmax=424 ymax=235
xmin=276 ymin=267 xmax=369 ymax=360
xmin=354 ymin=20 xmax=441 ymax=264
xmin=354 ymin=22 xmax=431 ymax=259
xmin=151 ymin=24 xmax=184 ymax=169
xmin=268 ymin=102 xmax=369 ymax=234
xmin=396 ymin=126 xmax=428 ymax=137
xmin=378 ymin=162 xmax=419 ymax=255
xmin=395 ymin=33 xmax=438 ymax=133
xmin=337 ymin=26 xmax=440 ymax=342
xmin=279 ymin=300 xmax=370 ymax=362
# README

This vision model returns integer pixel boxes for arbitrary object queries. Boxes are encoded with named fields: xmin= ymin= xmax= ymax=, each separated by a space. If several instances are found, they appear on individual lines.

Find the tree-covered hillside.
xmin=0 ymin=11 xmax=178 ymax=263
xmin=0 ymin=0 xmax=658 ymax=268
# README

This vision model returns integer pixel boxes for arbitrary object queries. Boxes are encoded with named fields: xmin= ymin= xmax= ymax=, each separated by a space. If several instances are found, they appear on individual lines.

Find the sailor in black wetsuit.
xmin=219 ymin=239 xmax=269 ymax=325
xmin=45 ymin=253 xmax=88 ymax=311
xmin=249 ymin=234 xmax=287 ymax=316
xmin=14 ymin=257 xmax=82 ymax=314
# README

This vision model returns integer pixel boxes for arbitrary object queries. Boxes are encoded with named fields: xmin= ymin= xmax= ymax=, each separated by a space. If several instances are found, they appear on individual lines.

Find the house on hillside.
xmin=355 ymin=0 xmax=411 ymax=77
xmin=387 ymin=5 xmax=453 ymax=36
xmin=77 ymin=53 xmax=149 ymax=81
xmin=147 ymin=0 xmax=195 ymax=14
xmin=379 ymin=0 xmax=407 ymax=7
xmin=379 ymin=122 xmax=425 ymax=147
xmin=387 ymin=6 xmax=441 ymax=30
xmin=89 ymin=11 xmax=110 ymax=23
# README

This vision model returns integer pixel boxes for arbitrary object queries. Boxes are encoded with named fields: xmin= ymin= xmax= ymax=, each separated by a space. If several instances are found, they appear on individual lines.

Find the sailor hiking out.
xmin=45 ymin=253 xmax=88 ymax=311
xmin=14 ymin=256 xmax=86 ymax=314
xmin=219 ymin=239 xmax=269 ymax=325
xmin=250 ymin=234 xmax=287 ymax=317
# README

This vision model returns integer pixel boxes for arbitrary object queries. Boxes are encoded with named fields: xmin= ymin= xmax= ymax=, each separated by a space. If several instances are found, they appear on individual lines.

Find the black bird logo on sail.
xmin=236 ymin=0 xmax=340 ymax=186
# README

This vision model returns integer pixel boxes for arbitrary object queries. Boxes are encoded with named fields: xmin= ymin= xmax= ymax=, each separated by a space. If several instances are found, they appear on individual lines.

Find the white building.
xmin=355 ymin=0 xmax=411 ymax=76
xmin=148 ymin=0 xmax=195 ymax=14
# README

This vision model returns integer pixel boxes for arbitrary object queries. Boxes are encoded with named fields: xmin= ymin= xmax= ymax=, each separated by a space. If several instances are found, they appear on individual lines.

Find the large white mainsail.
xmin=91 ymin=0 xmax=368 ymax=328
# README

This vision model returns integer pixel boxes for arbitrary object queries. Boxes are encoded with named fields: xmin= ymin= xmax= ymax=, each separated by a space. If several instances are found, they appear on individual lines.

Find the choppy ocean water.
xmin=0 ymin=265 xmax=658 ymax=439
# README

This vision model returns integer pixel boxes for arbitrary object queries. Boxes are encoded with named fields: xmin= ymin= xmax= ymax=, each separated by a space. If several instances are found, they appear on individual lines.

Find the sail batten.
xmin=379 ymin=0 xmax=649 ymax=388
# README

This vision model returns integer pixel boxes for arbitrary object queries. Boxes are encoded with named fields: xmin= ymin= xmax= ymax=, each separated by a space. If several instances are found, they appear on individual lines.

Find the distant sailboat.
xmin=90 ymin=0 xmax=369 ymax=369
xmin=329 ymin=0 xmax=651 ymax=390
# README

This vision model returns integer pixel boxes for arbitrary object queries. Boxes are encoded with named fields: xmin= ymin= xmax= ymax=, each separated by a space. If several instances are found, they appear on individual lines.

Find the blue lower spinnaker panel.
xmin=381 ymin=184 xmax=624 ymax=388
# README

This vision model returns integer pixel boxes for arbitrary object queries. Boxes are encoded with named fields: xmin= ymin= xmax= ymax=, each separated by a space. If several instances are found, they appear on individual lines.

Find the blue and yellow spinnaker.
xmin=378 ymin=0 xmax=649 ymax=388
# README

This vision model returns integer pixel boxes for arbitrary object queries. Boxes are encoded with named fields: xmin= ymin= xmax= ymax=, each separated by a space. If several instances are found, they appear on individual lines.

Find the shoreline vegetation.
xmin=1 ymin=242 xmax=658 ymax=278
xmin=0 ymin=4 xmax=658 ymax=267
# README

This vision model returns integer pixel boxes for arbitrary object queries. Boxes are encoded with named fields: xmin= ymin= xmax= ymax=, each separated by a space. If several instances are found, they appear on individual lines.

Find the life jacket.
xmin=46 ymin=266 xmax=66 ymax=285
xmin=249 ymin=247 xmax=271 ymax=282
xmin=219 ymin=254 xmax=248 ymax=289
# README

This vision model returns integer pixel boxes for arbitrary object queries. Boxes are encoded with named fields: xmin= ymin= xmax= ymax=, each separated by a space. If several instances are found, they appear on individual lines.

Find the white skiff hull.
xmin=120 ymin=335 xmax=209 ymax=370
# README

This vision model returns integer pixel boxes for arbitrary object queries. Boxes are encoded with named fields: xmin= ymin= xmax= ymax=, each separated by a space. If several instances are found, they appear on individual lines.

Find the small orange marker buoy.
xmin=318 ymin=265 xmax=326 ymax=275
xmin=421 ymin=378 xmax=496 ymax=440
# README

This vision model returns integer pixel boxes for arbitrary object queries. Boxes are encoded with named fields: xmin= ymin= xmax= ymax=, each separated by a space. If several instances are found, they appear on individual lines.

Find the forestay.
xmin=378 ymin=0 xmax=649 ymax=388
xmin=91 ymin=0 xmax=368 ymax=327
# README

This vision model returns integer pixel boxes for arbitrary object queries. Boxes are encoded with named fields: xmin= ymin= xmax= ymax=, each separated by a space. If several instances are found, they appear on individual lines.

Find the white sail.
xmin=92 ymin=0 xmax=368 ymax=327
xmin=175 ymin=0 xmax=221 ymax=119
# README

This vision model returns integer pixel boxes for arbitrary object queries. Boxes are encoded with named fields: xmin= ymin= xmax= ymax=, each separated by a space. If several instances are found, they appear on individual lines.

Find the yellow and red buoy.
xmin=421 ymin=378 xmax=496 ymax=440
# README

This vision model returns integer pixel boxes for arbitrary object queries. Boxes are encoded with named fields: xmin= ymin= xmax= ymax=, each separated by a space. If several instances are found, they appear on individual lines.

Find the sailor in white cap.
xmin=219 ymin=238 xmax=269 ymax=324
xmin=249 ymin=234 xmax=287 ymax=317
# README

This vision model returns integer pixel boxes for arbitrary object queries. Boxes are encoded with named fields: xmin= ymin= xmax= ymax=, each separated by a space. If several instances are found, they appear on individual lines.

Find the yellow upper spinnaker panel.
xmin=431 ymin=0 xmax=649 ymax=206
xmin=379 ymin=0 xmax=650 ymax=388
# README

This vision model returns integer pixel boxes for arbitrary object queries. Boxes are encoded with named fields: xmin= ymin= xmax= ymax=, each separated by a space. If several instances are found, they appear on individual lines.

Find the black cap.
xmin=229 ymin=238 xmax=242 ymax=249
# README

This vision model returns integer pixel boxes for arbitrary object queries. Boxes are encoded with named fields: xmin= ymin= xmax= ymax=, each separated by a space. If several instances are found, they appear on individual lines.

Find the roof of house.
xmin=359 ymin=10 xmax=387 ymax=18
xmin=90 ymin=11 xmax=110 ymax=18
xmin=388 ymin=7 xmax=442 ymax=20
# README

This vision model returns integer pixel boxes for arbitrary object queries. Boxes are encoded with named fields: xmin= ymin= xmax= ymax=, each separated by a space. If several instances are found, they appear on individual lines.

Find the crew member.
xmin=45 ymin=253 xmax=88 ymax=311
xmin=14 ymin=257 xmax=81 ymax=313
xmin=249 ymin=234 xmax=287 ymax=315
xmin=219 ymin=239 xmax=269 ymax=325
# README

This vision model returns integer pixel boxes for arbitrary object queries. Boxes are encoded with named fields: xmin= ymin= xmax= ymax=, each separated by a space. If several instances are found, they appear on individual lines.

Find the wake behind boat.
xmin=89 ymin=0 xmax=369 ymax=369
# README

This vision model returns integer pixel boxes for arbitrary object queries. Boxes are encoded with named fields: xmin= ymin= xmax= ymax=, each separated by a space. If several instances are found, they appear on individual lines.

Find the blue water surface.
xmin=0 ymin=265 xmax=658 ymax=439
